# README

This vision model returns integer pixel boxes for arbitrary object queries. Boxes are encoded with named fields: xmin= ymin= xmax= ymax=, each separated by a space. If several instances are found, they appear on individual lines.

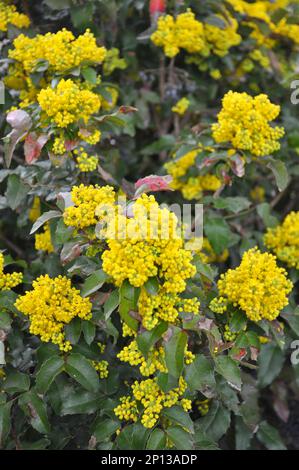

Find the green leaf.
xmin=156 ymin=372 xmax=178 ymax=393
xmin=229 ymin=311 xmax=247 ymax=333
xmin=0 ymin=401 xmax=11 ymax=447
xmin=214 ymin=356 xmax=242 ymax=391
xmin=30 ymin=210 xmax=61 ymax=235
xmin=119 ymin=281 xmax=139 ymax=331
xmin=164 ymin=327 xmax=187 ymax=378
xmin=35 ymin=356 xmax=64 ymax=394
xmin=257 ymin=421 xmax=286 ymax=450
xmin=80 ymin=269 xmax=108 ymax=297
xmin=61 ymin=390 xmax=103 ymax=415
xmin=65 ymin=353 xmax=99 ymax=393
xmin=204 ymin=14 xmax=227 ymax=29
xmin=193 ymin=256 xmax=217 ymax=282
xmin=70 ymin=3 xmax=94 ymax=29
xmin=65 ymin=317 xmax=82 ymax=345
xmin=204 ymin=217 xmax=232 ymax=255
xmin=136 ymin=321 xmax=168 ymax=357
xmin=82 ymin=67 xmax=97 ymax=85
xmin=257 ymin=203 xmax=278 ymax=228
xmin=19 ymin=391 xmax=50 ymax=434
xmin=3 ymin=370 xmax=30 ymax=393
xmin=194 ymin=429 xmax=219 ymax=450
xmin=197 ymin=401 xmax=231 ymax=442
xmin=162 ymin=406 xmax=194 ymax=433
xmin=146 ymin=429 xmax=167 ymax=450
xmin=117 ymin=423 xmax=151 ymax=450
xmin=0 ymin=311 xmax=12 ymax=331
xmin=104 ymin=290 xmax=119 ymax=320
xmin=82 ymin=321 xmax=96 ymax=345
xmin=281 ymin=307 xmax=299 ymax=336
xmin=213 ymin=197 xmax=251 ymax=214
xmin=5 ymin=174 xmax=30 ymax=210
xmin=144 ymin=277 xmax=160 ymax=295
xmin=166 ymin=426 xmax=194 ymax=450
xmin=93 ymin=418 xmax=119 ymax=442
xmin=267 ymin=158 xmax=289 ymax=192
xmin=185 ymin=354 xmax=216 ymax=393
xmin=258 ymin=343 xmax=284 ymax=388
xmin=235 ymin=417 xmax=252 ymax=450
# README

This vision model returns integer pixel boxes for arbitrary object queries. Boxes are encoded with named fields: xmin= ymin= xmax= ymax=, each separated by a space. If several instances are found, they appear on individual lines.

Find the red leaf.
xmin=150 ymin=0 xmax=166 ymax=15
xmin=135 ymin=175 xmax=173 ymax=195
xmin=24 ymin=132 xmax=49 ymax=164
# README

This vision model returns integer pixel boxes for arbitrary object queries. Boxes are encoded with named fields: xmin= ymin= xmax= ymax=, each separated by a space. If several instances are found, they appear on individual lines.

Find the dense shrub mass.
xmin=0 ymin=0 xmax=299 ymax=451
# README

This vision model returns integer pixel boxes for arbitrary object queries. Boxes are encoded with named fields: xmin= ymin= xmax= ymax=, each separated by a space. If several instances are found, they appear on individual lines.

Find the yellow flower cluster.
xmin=227 ymin=0 xmax=299 ymax=46
xmin=77 ymin=129 xmax=101 ymax=145
xmin=74 ymin=148 xmax=98 ymax=172
xmin=204 ymin=16 xmax=241 ymax=57
xmin=196 ymin=399 xmax=210 ymax=416
xmin=172 ymin=97 xmax=190 ymax=115
xmin=117 ymin=339 xmax=194 ymax=377
xmin=264 ymin=212 xmax=299 ymax=270
xmin=52 ymin=136 xmax=66 ymax=155
xmin=151 ymin=9 xmax=241 ymax=59
xmin=212 ymin=91 xmax=284 ymax=157
xmin=211 ymin=248 xmax=292 ymax=322
xmin=63 ymin=184 xmax=115 ymax=230
xmin=114 ymin=376 xmax=190 ymax=428
xmin=92 ymin=360 xmax=109 ymax=378
xmin=138 ymin=289 xmax=199 ymax=330
xmin=223 ymin=324 xmax=237 ymax=342
xmin=165 ymin=148 xmax=221 ymax=200
xmin=102 ymin=194 xmax=198 ymax=326
xmin=15 ymin=275 xmax=92 ymax=351
xmin=181 ymin=175 xmax=221 ymax=200
xmin=0 ymin=253 xmax=23 ymax=291
xmin=9 ymin=28 xmax=106 ymax=74
xmin=151 ymin=10 xmax=206 ymax=58
xmin=35 ymin=224 xmax=54 ymax=254
xmin=38 ymin=79 xmax=101 ymax=128
xmin=117 ymin=340 xmax=167 ymax=377
xmin=0 ymin=1 xmax=30 ymax=32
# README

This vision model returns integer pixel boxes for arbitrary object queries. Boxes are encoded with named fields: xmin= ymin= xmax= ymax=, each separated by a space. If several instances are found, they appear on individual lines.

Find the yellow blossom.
xmin=93 ymin=360 xmax=109 ymax=378
xmin=15 ymin=275 xmax=92 ymax=351
xmin=63 ymin=184 xmax=115 ymax=230
xmin=38 ymin=79 xmax=101 ymax=128
xmin=264 ymin=212 xmax=299 ymax=269
xmin=0 ymin=1 xmax=30 ymax=32
xmin=0 ymin=253 xmax=23 ymax=291
xmin=212 ymin=91 xmax=284 ymax=157
xmin=35 ymin=224 xmax=54 ymax=254
xmin=172 ymin=97 xmax=190 ymax=115
xmin=151 ymin=9 xmax=207 ymax=58
xmin=115 ymin=376 xmax=189 ymax=428
xmin=214 ymin=247 xmax=293 ymax=322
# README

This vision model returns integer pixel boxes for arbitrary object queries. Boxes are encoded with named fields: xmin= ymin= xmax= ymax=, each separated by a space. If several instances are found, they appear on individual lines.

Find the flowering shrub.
xmin=0 ymin=0 xmax=299 ymax=453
